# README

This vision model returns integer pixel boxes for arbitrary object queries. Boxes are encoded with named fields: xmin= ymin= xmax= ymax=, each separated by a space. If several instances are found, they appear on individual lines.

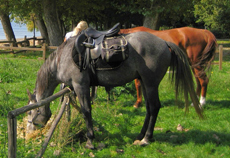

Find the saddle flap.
xmin=74 ymin=33 xmax=87 ymax=54
xmin=90 ymin=43 xmax=102 ymax=59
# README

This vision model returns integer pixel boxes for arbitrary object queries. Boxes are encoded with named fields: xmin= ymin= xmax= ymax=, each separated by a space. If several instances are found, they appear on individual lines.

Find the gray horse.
xmin=27 ymin=31 xmax=202 ymax=149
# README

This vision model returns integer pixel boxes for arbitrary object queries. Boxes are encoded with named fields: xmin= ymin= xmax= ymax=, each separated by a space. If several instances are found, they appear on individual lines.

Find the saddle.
xmin=74 ymin=23 xmax=128 ymax=71
xmin=85 ymin=23 xmax=120 ymax=39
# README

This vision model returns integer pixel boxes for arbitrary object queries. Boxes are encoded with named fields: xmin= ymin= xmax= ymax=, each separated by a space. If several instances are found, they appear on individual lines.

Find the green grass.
xmin=0 ymin=48 xmax=230 ymax=157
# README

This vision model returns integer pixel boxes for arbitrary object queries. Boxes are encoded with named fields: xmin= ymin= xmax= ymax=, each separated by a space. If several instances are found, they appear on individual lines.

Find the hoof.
xmin=133 ymin=102 xmax=141 ymax=108
xmin=133 ymin=138 xmax=149 ymax=146
xmin=133 ymin=140 xmax=141 ymax=145
xmin=140 ymin=138 xmax=149 ymax=146
xmin=200 ymin=96 xmax=206 ymax=106
xmin=85 ymin=140 xmax=95 ymax=149
xmin=85 ymin=143 xmax=95 ymax=150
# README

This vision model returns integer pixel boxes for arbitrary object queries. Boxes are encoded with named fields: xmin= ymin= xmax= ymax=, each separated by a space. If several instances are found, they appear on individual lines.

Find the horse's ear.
xmin=27 ymin=89 xmax=32 ymax=100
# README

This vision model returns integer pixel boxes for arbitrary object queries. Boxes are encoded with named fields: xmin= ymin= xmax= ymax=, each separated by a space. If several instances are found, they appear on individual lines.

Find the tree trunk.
xmin=143 ymin=12 xmax=160 ymax=30
xmin=42 ymin=0 xmax=63 ymax=46
xmin=143 ymin=1 xmax=160 ymax=30
xmin=35 ymin=14 xmax=50 ymax=45
xmin=0 ymin=13 xmax=17 ymax=46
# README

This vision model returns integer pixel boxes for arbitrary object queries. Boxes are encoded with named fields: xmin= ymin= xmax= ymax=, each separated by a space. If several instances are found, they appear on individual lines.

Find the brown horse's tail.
xmin=166 ymin=41 xmax=203 ymax=118
xmin=192 ymin=31 xmax=217 ymax=77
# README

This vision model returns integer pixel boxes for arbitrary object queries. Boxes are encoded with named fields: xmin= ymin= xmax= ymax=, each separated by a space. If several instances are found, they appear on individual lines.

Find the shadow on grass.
xmin=205 ymin=100 xmax=230 ymax=108
xmin=154 ymin=130 xmax=230 ymax=146
xmin=92 ymin=118 xmax=138 ymax=147
xmin=93 ymin=121 xmax=230 ymax=147
xmin=90 ymin=100 xmax=230 ymax=148
xmin=64 ymin=98 xmax=230 ymax=148
xmin=91 ymin=119 xmax=230 ymax=148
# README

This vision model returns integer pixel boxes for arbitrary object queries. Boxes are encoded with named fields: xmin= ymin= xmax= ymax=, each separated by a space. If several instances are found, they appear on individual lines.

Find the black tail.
xmin=166 ymin=41 xmax=203 ymax=118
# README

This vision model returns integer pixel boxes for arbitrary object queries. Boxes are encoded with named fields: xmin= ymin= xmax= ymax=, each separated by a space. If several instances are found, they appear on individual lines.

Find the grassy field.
xmin=0 ymin=42 xmax=230 ymax=157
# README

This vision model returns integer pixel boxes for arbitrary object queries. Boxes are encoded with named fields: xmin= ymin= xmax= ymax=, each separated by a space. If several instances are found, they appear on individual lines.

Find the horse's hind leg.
xmin=90 ymin=86 xmax=97 ymax=104
xmin=134 ymin=81 xmax=161 ymax=145
xmin=193 ymin=68 xmax=201 ymax=97
xmin=194 ymin=68 xmax=208 ymax=106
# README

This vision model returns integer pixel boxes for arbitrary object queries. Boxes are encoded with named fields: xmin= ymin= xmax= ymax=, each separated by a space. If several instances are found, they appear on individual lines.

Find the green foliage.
xmin=0 ymin=0 xmax=14 ymax=14
xmin=194 ymin=0 xmax=230 ymax=31
xmin=111 ymin=82 xmax=136 ymax=98
xmin=2 ymin=0 xmax=230 ymax=38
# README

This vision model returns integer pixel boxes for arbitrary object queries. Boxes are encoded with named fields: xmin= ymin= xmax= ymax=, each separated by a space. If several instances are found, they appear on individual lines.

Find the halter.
xmin=27 ymin=108 xmax=46 ymax=126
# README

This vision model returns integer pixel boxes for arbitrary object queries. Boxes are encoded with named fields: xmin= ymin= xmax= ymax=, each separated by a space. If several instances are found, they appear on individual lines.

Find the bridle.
xmin=27 ymin=91 xmax=51 ymax=127
xmin=27 ymin=108 xmax=46 ymax=127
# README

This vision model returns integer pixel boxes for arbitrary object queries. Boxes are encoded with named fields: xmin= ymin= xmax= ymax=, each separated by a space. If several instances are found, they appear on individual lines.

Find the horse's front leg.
xmin=73 ymin=83 xmax=95 ymax=149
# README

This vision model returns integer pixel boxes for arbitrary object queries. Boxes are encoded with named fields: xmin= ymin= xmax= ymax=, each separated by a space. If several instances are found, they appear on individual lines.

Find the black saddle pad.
xmin=72 ymin=34 xmax=128 ymax=71
xmin=94 ymin=58 xmax=124 ymax=70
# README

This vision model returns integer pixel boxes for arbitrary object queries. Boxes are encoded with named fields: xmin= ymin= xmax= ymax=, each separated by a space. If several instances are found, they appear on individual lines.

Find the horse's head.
xmin=26 ymin=89 xmax=52 ymax=133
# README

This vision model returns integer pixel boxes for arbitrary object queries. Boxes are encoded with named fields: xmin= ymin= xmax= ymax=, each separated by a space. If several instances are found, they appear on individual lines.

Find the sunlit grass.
xmin=0 ymin=50 xmax=230 ymax=157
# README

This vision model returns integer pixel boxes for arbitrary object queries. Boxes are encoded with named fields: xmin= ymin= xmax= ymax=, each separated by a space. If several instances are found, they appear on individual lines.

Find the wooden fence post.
xmin=7 ymin=116 xmax=17 ymax=158
xmin=10 ymin=38 xmax=14 ymax=47
xmin=36 ymin=96 xmax=69 ymax=158
xmin=219 ymin=45 xmax=223 ymax=70
xmin=7 ymin=88 xmax=71 ymax=157
xmin=42 ymin=43 xmax=46 ymax=61
xmin=33 ymin=37 xmax=35 ymax=47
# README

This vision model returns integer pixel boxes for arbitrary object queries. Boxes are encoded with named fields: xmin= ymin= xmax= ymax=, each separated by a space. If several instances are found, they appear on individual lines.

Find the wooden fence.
xmin=0 ymin=43 xmax=58 ymax=61
xmin=7 ymin=87 xmax=71 ymax=158
xmin=215 ymin=44 xmax=230 ymax=70
xmin=0 ymin=39 xmax=227 ymax=69
xmin=0 ymin=36 xmax=45 ymax=47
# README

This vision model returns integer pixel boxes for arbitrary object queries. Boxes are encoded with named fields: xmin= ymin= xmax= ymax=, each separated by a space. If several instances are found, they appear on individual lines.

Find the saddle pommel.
xmin=85 ymin=23 xmax=120 ymax=39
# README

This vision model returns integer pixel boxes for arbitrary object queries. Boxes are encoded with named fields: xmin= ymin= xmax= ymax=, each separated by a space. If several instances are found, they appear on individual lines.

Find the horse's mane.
xmin=35 ymin=42 xmax=66 ymax=96
xmin=34 ymin=38 xmax=77 ymax=96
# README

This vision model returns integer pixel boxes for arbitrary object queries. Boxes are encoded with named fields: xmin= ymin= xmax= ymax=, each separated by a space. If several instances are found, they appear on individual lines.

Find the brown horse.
xmin=120 ymin=26 xmax=217 ymax=108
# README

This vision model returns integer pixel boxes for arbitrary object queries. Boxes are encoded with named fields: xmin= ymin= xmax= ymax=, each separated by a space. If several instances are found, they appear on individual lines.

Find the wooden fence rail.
xmin=0 ymin=41 xmax=227 ymax=70
xmin=0 ymin=43 xmax=58 ymax=61
xmin=0 ymin=36 xmax=45 ymax=47
xmin=7 ymin=87 xmax=71 ymax=158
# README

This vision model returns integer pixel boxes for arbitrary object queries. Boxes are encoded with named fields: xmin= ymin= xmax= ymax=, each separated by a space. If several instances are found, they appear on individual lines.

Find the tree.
xmin=42 ymin=0 xmax=63 ymax=46
xmin=113 ymin=0 xmax=195 ymax=30
xmin=2 ymin=0 xmax=218 ymax=46
xmin=35 ymin=14 xmax=50 ymax=45
xmin=0 ymin=0 xmax=17 ymax=45
xmin=194 ymin=0 xmax=230 ymax=32
xmin=9 ymin=0 xmax=50 ymax=44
